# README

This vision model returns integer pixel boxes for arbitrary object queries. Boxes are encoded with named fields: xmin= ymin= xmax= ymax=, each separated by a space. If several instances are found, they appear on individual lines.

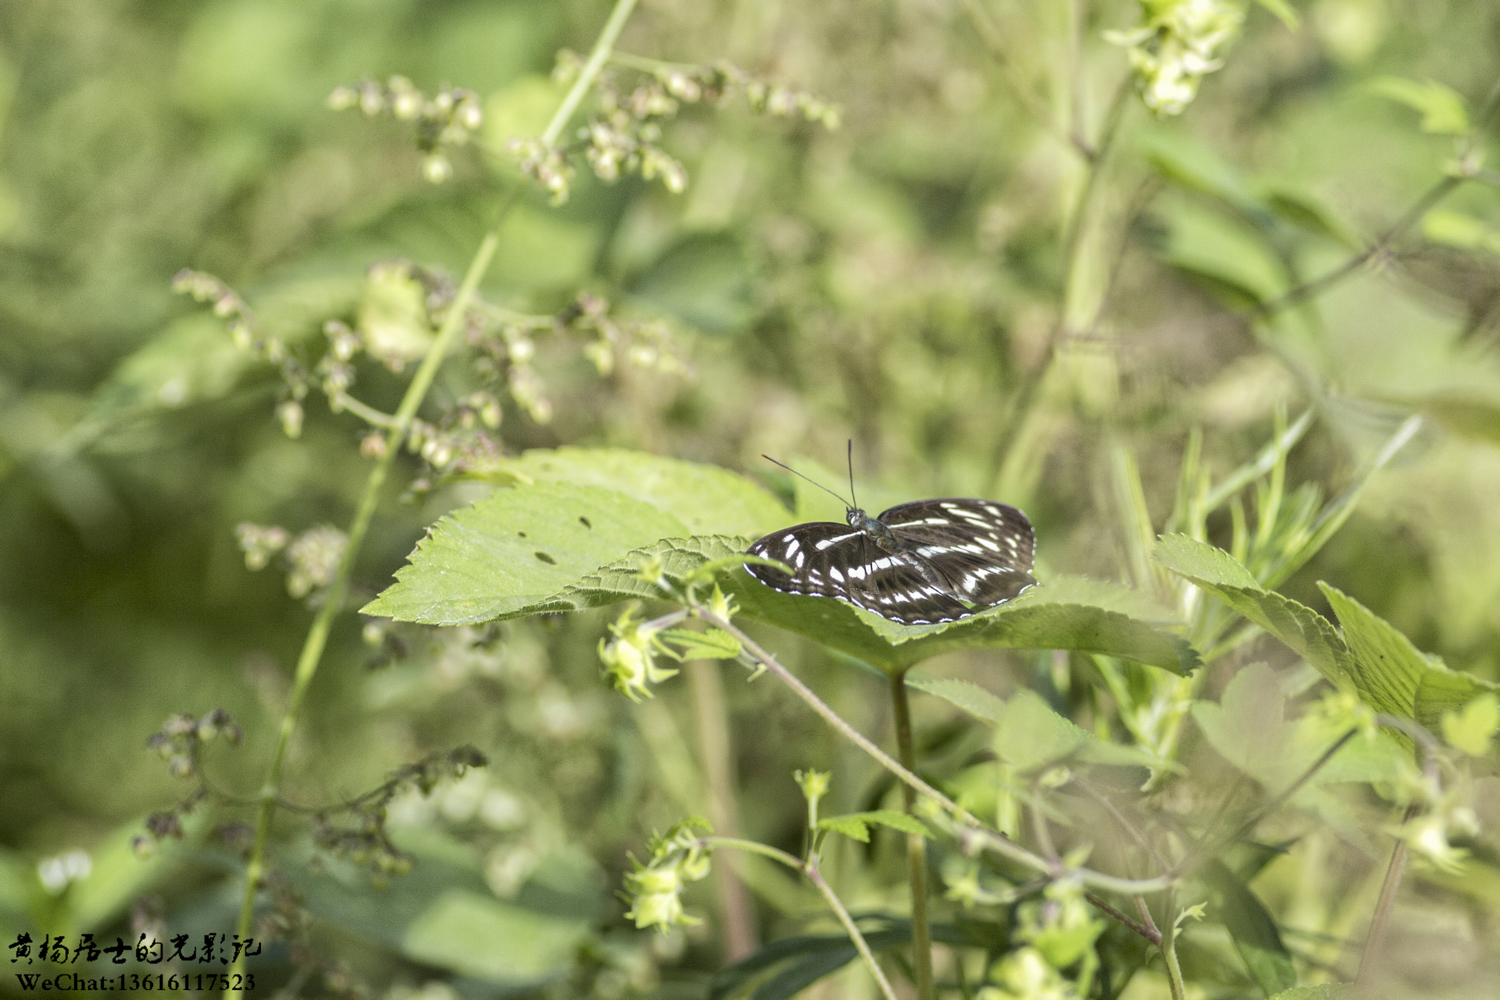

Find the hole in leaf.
xmin=579 ymin=516 xmax=592 ymax=529
xmin=534 ymin=551 xmax=556 ymax=564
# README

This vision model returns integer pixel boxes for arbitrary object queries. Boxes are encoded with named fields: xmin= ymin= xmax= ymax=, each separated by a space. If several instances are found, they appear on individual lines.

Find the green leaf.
xmin=906 ymin=676 xmax=1007 ymax=725
xmin=362 ymin=482 xmax=689 ymax=624
xmin=1422 ymin=209 xmax=1500 ymax=256
xmin=1191 ymin=663 xmax=1299 ymax=785
xmin=1156 ymin=198 xmax=1289 ymax=306
xmin=816 ymin=810 xmax=927 ymax=842
xmin=858 ymin=810 xmax=931 ymax=837
xmin=1316 ymin=583 xmax=1428 ymax=719
xmin=994 ymin=690 xmax=1158 ymax=772
xmin=1138 ymin=128 xmax=1264 ymax=214
xmin=1155 ymin=534 xmax=1355 ymax=684
xmin=1259 ymin=183 xmax=1362 ymax=249
xmin=659 ymin=627 xmax=742 ymax=660
xmin=1158 ymin=536 xmax=1499 ymax=754
xmin=815 ymin=814 xmax=874 ymax=842
xmin=1367 ymin=76 xmax=1471 ymax=135
xmin=1441 ymin=693 xmax=1499 ymax=756
xmin=295 ymin=832 xmax=599 ymax=985
xmin=1203 ymin=860 xmax=1297 ymax=997
xmin=470 ymin=447 xmax=790 ymax=537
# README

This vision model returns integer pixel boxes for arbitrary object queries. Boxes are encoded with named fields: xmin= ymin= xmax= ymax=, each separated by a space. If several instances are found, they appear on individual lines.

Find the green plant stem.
xmin=698 ymin=607 xmax=1177 ymax=895
xmin=1161 ymin=902 xmax=1188 ymax=1000
xmin=689 ymin=661 xmax=757 ymax=960
xmin=700 ymin=838 xmax=899 ymax=1000
xmin=1356 ymin=803 xmax=1420 ymax=986
xmin=224 ymin=3 xmax=639 ymax=995
xmin=890 ymin=672 xmax=935 ymax=1000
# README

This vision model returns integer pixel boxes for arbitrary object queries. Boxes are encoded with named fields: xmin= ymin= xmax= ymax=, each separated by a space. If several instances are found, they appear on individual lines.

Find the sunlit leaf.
xmin=906 ymin=676 xmax=1006 ymax=725
xmin=362 ymin=481 xmax=690 ymax=624
xmin=469 ymin=446 xmax=790 ymax=537
xmin=1367 ymin=76 xmax=1470 ymax=135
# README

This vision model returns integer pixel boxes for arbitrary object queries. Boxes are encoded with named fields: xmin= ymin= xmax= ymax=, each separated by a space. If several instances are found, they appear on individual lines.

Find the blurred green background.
xmin=2 ymin=0 xmax=1499 ymax=995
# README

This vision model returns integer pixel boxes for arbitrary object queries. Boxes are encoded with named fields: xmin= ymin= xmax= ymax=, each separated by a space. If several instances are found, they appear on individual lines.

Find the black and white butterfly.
xmin=745 ymin=452 xmax=1036 ymax=626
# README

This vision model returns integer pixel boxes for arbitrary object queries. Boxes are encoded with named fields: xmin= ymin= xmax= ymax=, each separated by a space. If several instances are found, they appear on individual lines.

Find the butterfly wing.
xmin=878 ymin=499 xmax=1036 ymax=605
xmin=745 ymin=522 xmax=972 ymax=625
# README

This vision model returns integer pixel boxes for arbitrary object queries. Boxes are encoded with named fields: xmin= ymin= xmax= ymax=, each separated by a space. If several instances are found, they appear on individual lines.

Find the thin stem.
xmin=890 ymin=673 xmax=935 ymax=1000
xmin=332 ymin=393 xmax=400 ymax=429
xmin=700 ymin=837 xmax=899 ymax=1000
xmin=1253 ymin=176 xmax=1462 ymax=321
xmin=1086 ymin=891 xmax=1160 ymax=944
xmin=806 ymin=859 xmax=902 ymax=1000
xmin=1161 ymin=905 xmax=1188 ymax=1000
xmin=698 ymin=607 xmax=1178 ymax=895
xmin=699 ymin=609 xmax=965 ymax=817
xmin=224 ymin=2 xmax=640 ymax=994
xmin=542 ymin=0 xmax=641 ymax=148
xmin=1356 ymin=802 xmax=1421 ymax=985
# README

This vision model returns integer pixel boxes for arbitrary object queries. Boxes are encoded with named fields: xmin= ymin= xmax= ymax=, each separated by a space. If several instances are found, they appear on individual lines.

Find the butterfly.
xmin=744 ymin=450 xmax=1036 ymax=626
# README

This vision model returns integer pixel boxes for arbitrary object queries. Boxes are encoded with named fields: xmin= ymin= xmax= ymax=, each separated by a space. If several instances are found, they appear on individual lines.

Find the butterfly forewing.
xmin=745 ymin=496 xmax=1036 ymax=626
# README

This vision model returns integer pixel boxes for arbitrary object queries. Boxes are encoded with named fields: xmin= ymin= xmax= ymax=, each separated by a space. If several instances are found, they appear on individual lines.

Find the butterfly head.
xmin=845 ymin=507 xmax=871 ymax=529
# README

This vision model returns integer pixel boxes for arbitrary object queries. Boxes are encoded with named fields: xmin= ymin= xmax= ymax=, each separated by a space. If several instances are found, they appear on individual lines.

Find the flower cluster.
xmin=622 ymin=819 xmax=712 ymax=932
xmin=512 ymin=53 xmax=838 ymax=205
xmin=328 ymin=76 xmax=484 ymax=183
xmin=134 ymin=710 xmax=242 ymax=858
xmin=1014 ymin=876 xmax=1106 ymax=970
xmin=597 ymin=608 xmax=680 ymax=703
xmin=1105 ymin=0 xmax=1243 ymax=116
xmin=313 ymin=746 xmax=488 ymax=885
xmin=235 ymin=523 xmax=349 ymax=600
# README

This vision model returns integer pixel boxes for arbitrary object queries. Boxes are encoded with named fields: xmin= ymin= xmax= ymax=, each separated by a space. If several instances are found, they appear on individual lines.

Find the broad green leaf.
xmin=659 ymin=626 xmax=741 ymax=660
xmin=1441 ymin=693 xmax=1499 ymax=756
xmin=1156 ymin=198 xmax=1288 ymax=306
xmin=1139 ymin=127 xmax=1263 ymax=214
xmin=295 ymin=832 xmax=599 ymax=985
xmin=1367 ymin=76 xmax=1470 ymax=135
xmin=1191 ymin=663 xmax=1299 ymax=785
xmin=1203 ymin=860 xmax=1297 ymax=997
xmin=402 ymin=889 xmax=589 ymax=982
xmin=994 ymin=689 xmax=1090 ymax=773
xmin=1316 ymin=583 xmax=1427 ymax=718
xmin=1258 ymin=183 xmax=1361 ymax=249
xmin=362 ymin=482 xmax=689 ymax=624
xmin=1155 ymin=534 xmax=1354 ymax=684
xmin=1158 ymin=536 xmax=1499 ymax=754
xmin=470 ymin=447 xmax=790 ymax=537
xmin=906 ymin=676 xmax=1007 ymax=725
xmin=485 ymin=535 xmax=1198 ymax=673
xmin=993 ymin=690 xmax=1157 ymax=772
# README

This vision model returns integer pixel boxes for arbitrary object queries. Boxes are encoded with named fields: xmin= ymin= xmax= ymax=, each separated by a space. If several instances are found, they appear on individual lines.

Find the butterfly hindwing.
xmin=876 ymin=499 xmax=1036 ymax=604
xmin=745 ymin=496 xmax=1036 ymax=626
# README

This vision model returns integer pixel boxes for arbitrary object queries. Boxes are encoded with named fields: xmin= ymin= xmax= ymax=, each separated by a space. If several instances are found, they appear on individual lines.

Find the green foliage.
xmin=7 ymin=0 xmax=1500 ymax=996
xmin=816 ymin=810 xmax=929 ymax=843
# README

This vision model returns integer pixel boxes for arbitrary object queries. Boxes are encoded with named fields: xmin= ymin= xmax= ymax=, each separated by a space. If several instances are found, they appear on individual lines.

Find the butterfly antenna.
xmin=846 ymin=439 xmax=858 ymax=511
xmin=761 ymin=455 xmax=852 ymax=509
